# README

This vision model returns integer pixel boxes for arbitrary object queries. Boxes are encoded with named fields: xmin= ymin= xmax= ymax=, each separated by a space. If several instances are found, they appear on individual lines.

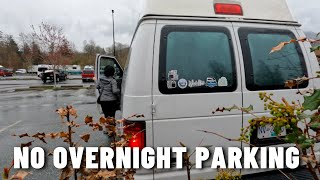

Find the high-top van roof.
xmin=142 ymin=0 xmax=296 ymax=22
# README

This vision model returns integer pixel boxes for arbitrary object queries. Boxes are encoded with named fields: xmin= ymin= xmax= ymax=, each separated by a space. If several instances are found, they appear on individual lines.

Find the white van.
xmin=96 ymin=0 xmax=320 ymax=179
xmin=37 ymin=64 xmax=53 ymax=77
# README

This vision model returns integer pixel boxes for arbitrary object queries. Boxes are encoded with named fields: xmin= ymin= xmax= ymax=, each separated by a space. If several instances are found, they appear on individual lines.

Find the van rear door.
xmin=151 ymin=20 xmax=243 ymax=179
xmin=232 ymin=23 xmax=314 ymax=147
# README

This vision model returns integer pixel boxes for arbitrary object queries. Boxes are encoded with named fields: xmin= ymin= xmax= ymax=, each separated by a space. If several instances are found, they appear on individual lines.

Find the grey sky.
xmin=0 ymin=0 xmax=319 ymax=50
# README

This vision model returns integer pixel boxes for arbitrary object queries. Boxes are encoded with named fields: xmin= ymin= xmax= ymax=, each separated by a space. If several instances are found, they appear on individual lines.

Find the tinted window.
xmin=159 ymin=26 xmax=237 ymax=94
xmin=239 ymin=28 xmax=308 ymax=90
xmin=83 ymin=70 xmax=94 ymax=74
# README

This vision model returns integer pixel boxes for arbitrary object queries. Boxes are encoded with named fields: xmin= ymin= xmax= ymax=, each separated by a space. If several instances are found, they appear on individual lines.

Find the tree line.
xmin=0 ymin=22 xmax=129 ymax=71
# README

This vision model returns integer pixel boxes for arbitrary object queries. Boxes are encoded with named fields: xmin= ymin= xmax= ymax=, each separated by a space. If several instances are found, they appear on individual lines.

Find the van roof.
xmin=142 ymin=0 xmax=296 ymax=22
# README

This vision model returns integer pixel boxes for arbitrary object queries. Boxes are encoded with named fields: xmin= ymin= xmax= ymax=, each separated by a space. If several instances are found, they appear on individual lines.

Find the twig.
xmin=196 ymin=130 xmax=255 ymax=147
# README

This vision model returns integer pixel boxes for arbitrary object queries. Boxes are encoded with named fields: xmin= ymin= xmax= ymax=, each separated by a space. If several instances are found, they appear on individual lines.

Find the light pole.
xmin=112 ymin=10 xmax=116 ymax=57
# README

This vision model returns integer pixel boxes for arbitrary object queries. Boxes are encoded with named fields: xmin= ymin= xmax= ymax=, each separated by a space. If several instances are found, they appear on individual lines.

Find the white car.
xmin=15 ymin=69 xmax=27 ymax=74
xmin=96 ymin=0 xmax=319 ymax=179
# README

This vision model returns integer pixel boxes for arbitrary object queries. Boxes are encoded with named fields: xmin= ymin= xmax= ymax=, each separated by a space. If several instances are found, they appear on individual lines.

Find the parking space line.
xmin=0 ymin=120 xmax=22 ymax=134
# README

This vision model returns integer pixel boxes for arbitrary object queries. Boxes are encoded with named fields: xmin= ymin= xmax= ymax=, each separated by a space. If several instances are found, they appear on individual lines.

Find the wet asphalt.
xmin=0 ymin=80 xmax=109 ymax=179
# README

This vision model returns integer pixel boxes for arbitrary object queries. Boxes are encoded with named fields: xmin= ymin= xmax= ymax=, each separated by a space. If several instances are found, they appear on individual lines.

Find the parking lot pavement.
xmin=0 ymin=74 xmax=82 ymax=80
xmin=0 ymin=89 xmax=107 ymax=179
xmin=0 ymin=77 xmax=94 ymax=92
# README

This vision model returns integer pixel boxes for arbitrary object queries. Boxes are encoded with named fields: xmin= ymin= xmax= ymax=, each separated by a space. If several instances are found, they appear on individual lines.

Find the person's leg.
xmin=100 ymin=102 xmax=110 ymax=117
xmin=109 ymin=101 xmax=117 ymax=118
xmin=101 ymin=101 xmax=116 ymax=118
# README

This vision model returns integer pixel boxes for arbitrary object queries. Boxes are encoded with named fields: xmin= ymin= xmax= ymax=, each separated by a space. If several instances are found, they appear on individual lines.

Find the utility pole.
xmin=112 ymin=10 xmax=116 ymax=57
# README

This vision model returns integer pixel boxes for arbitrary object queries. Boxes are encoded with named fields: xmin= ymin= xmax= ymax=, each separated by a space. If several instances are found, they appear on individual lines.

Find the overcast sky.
xmin=0 ymin=0 xmax=319 ymax=50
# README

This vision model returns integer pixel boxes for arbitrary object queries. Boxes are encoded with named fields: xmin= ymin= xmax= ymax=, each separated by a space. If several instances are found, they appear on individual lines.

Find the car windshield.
xmin=38 ymin=67 xmax=47 ymax=72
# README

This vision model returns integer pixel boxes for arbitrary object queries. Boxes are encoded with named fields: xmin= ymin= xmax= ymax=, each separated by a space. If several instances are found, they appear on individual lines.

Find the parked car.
xmin=4 ymin=69 xmax=13 ymax=76
xmin=15 ymin=69 xmax=27 ymax=74
xmin=96 ymin=0 xmax=320 ymax=179
xmin=41 ymin=69 xmax=67 ymax=83
xmin=0 ymin=68 xmax=13 ymax=77
xmin=82 ymin=69 xmax=95 ymax=82
xmin=0 ymin=68 xmax=4 ymax=76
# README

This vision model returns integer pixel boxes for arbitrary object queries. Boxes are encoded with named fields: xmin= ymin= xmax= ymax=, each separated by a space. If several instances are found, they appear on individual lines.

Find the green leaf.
xmin=309 ymin=122 xmax=320 ymax=131
xmin=273 ymin=126 xmax=282 ymax=135
xmin=299 ymin=138 xmax=315 ymax=150
xmin=285 ymin=133 xmax=298 ymax=143
xmin=300 ymin=142 xmax=312 ymax=150
xmin=310 ymin=45 xmax=320 ymax=52
xmin=303 ymin=89 xmax=320 ymax=111
xmin=297 ymin=135 xmax=306 ymax=144
xmin=297 ymin=113 xmax=311 ymax=120
xmin=243 ymin=105 xmax=254 ymax=112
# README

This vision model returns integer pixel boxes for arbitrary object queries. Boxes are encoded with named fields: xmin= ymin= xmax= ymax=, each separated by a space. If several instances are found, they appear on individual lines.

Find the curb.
xmin=12 ymin=85 xmax=95 ymax=92
xmin=0 ymin=78 xmax=82 ymax=81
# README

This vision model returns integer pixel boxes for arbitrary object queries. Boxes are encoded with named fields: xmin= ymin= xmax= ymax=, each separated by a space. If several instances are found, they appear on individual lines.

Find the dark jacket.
xmin=96 ymin=76 xmax=120 ymax=101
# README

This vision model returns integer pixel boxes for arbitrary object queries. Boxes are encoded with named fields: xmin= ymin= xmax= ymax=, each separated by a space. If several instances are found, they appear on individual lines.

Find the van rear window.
xmin=159 ymin=26 xmax=237 ymax=94
xmin=238 ymin=28 xmax=308 ymax=91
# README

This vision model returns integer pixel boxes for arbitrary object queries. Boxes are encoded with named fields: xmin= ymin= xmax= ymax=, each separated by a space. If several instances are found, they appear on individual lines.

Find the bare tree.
xmin=31 ymin=22 xmax=73 ymax=86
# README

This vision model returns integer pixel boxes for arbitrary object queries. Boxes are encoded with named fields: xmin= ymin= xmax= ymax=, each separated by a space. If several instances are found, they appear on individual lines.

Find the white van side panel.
xmin=122 ymin=20 xmax=156 ymax=122
xmin=151 ymin=20 xmax=243 ymax=179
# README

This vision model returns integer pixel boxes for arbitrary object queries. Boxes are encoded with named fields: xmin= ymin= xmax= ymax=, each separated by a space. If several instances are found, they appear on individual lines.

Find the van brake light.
xmin=214 ymin=3 xmax=243 ymax=16
xmin=124 ymin=121 xmax=146 ymax=149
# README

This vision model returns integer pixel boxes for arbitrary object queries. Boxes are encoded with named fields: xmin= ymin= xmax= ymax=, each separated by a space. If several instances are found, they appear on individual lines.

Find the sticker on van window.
xmin=178 ymin=79 xmax=188 ymax=89
xmin=206 ymin=77 xmax=217 ymax=88
xmin=188 ymin=80 xmax=205 ymax=88
xmin=167 ymin=80 xmax=177 ymax=89
xmin=168 ymin=70 xmax=179 ymax=81
xmin=218 ymin=77 xmax=228 ymax=87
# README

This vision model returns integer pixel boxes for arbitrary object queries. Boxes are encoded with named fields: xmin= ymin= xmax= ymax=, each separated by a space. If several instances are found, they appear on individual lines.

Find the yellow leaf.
xmin=80 ymin=134 xmax=90 ymax=143
xmin=59 ymin=166 xmax=73 ymax=180
xmin=96 ymin=170 xmax=116 ymax=178
xmin=10 ymin=171 xmax=32 ymax=180
xmin=85 ymin=116 xmax=93 ymax=124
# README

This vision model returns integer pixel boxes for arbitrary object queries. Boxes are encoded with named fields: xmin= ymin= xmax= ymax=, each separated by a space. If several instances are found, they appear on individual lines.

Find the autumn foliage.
xmin=2 ymin=106 xmax=141 ymax=180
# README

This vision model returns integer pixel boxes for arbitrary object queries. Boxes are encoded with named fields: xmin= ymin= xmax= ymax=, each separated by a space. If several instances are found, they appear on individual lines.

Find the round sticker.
xmin=178 ymin=79 xmax=188 ymax=89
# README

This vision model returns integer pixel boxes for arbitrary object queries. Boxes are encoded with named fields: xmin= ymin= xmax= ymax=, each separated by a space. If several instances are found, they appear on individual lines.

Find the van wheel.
xmin=42 ymin=79 xmax=46 ymax=83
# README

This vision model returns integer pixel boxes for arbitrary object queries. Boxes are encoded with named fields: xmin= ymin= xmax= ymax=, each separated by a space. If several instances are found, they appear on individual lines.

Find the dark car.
xmin=81 ymin=70 xmax=95 ymax=82
xmin=41 ymin=69 xmax=67 ymax=83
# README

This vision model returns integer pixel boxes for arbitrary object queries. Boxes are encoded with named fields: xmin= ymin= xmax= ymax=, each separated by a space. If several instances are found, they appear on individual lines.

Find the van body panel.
xmin=152 ymin=20 xmax=243 ymax=120
xmin=121 ymin=21 xmax=156 ymax=120
xmin=143 ymin=0 xmax=295 ymax=22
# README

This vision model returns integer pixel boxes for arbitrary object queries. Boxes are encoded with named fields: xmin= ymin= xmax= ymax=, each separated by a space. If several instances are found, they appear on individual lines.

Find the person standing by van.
xmin=96 ymin=65 xmax=120 ymax=117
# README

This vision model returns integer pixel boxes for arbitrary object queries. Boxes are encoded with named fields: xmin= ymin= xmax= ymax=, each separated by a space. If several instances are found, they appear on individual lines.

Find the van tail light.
xmin=214 ymin=3 xmax=243 ymax=16
xmin=124 ymin=121 xmax=146 ymax=149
